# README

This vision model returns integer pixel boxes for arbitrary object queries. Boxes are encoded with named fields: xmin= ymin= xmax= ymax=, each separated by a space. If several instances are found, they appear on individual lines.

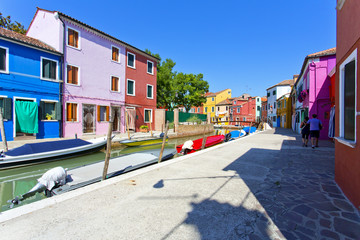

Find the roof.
xmin=31 ymin=8 xmax=159 ymax=61
xmin=206 ymin=89 xmax=231 ymax=97
xmin=0 ymin=27 xmax=60 ymax=54
xmin=276 ymin=93 xmax=290 ymax=101
xmin=261 ymin=97 xmax=267 ymax=102
xmin=204 ymin=92 xmax=214 ymax=97
xmin=216 ymin=98 xmax=233 ymax=106
xmin=295 ymin=47 xmax=336 ymax=87
xmin=266 ymin=79 xmax=295 ymax=90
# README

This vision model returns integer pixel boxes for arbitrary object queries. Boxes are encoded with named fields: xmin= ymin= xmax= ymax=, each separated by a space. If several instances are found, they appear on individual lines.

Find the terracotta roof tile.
xmin=307 ymin=47 xmax=336 ymax=58
xmin=216 ymin=98 xmax=233 ymax=106
xmin=206 ymin=89 xmax=231 ymax=97
xmin=0 ymin=27 xmax=60 ymax=54
xmin=266 ymin=79 xmax=294 ymax=90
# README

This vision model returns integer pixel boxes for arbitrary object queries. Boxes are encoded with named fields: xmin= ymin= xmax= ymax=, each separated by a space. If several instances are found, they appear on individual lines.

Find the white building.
xmin=266 ymin=79 xmax=295 ymax=127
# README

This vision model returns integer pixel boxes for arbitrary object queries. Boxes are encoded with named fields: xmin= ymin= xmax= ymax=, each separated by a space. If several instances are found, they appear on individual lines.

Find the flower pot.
xmin=139 ymin=128 xmax=148 ymax=133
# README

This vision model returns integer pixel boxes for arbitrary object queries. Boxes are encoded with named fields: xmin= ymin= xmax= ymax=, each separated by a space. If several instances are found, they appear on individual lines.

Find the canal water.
xmin=0 ymin=130 xmax=229 ymax=212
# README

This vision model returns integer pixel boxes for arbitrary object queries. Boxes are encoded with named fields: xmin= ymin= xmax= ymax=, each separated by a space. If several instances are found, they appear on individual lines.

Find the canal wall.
xmin=171 ymin=124 xmax=214 ymax=138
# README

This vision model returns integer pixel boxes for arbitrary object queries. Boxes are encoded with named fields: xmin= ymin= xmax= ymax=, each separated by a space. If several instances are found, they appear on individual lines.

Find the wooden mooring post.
xmin=102 ymin=111 xmax=114 ymax=181
xmin=201 ymin=125 xmax=207 ymax=150
xmin=148 ymin=110 xmax=153 ymax=137
xmin=125 ymin=110 xmax=130 ymax=139
xmin=158 ymin=121 xmax=169 ymax=163
xmin=0 ymin=110 xmax=8 ymax=152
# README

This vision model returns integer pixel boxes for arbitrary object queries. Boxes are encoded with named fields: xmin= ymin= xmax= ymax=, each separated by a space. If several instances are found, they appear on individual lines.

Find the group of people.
xmin=300 ymin=114 xmax=323 ymax=149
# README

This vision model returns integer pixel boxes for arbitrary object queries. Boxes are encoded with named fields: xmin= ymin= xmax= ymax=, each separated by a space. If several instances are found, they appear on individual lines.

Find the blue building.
xmin=0 ymin=28 xmax=62 ymax=141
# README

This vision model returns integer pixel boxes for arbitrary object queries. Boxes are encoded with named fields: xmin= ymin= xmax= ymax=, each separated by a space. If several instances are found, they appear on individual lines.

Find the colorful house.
xmin=27 ymin=8 xmax=157 ymax=137
xmin=293 ymin=48 xmax=336 ymax=139
xmin=261 ymin=97 xmax=267 ymax=122
xmin=215 ymin=98 xmax=232 ymax=125
xmin=276 ymin=94 xmax=291 ymax=128
xmin=335 ymin=0 xmax=360 ymax=209
xmin=203 ymin=89 xmax=231 ymax=123
xmin=125 ymin=47 xmax=158 ymax=131
xmin=266 ymin=78 xmax=295 ymax=127
xmin=230 ymin=96 xmax=256 ymax=126
xmin=0 ymin=28 xmax=62 ymax=141
xmin=255 ymin=96 xmax=262 ymax=122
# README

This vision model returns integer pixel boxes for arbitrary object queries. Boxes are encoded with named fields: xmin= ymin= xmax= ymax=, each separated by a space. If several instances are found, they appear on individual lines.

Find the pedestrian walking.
xmin=307 ymin=114 xmax=322 ymax=149
xmin=300 ymin=116 xmax=310 ymax=147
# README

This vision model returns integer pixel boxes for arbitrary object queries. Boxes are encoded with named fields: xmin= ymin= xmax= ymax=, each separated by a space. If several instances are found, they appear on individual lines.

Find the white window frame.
xmin=0 ymin=46 xmax=9 ymax=74
xmin=147 ymin=60 xmax=154 ymax=75
xmin=65 ymin=102 xmax=79 ymax=122
xmin=127 ymin=79 xmax=136 ymax=96
xmin=40 ymin=57 xmax=59 ymax=81
xmin=146 ymin=84 xmax=154 ymax=99
xmin=66 ymin=26 xmax=81 ymax=50
xmin=41 ymin=99 xmax=58 ymax=121
xmin=338 ymin=48 xmax=357 ymax=147
xmin=111 ymin=45 xmax=120 ymax=63
xmin=144 ymin=108 xmax=152 ymax=123
xmin=110 ymin=75 xmax=120 ymax=93
xmin=127 ymin=52 xmax=136 ymax=69
xmin=65 ymin=63 xmax=80 ymax=86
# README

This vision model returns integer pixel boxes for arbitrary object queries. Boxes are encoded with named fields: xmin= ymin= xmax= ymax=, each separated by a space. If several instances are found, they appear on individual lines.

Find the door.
xmin=112 ymin=107 xmax=121 ymax=132
xmin=83 ymin=104 xmax=95 ymax=133
xmin=126 ymin=108 xmax=136 ymax=131
xmin=276 ymin=116 xmax=280 ymax=128
xmin=14 ymin=98 xmax=38 ymax=138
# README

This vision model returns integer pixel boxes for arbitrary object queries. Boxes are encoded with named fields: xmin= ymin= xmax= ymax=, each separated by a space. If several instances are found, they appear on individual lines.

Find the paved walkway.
xmin=1 ymin=128 xmax=359 ymax=239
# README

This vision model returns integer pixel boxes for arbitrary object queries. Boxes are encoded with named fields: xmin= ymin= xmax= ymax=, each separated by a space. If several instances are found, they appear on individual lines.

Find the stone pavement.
xmin=1 ymin=128 xmax=359 ymax=239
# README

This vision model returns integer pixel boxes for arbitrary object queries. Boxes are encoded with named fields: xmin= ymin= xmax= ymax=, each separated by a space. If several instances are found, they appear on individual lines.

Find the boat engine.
xmin=9 ymin=166 xmax=67 ymax=207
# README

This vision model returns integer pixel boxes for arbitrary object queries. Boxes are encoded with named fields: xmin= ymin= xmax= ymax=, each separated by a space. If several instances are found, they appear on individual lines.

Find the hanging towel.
xmin=328 ymin=106 xmax=335 ymax=138
xmin=15 ymin=101 xmax=39 ymax=134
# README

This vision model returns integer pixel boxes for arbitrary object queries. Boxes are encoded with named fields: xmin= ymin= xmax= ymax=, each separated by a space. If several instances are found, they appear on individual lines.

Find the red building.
xmin=230 ymin=96 xmax=256 ymax=126
xmin=261 ymin=97 xmax=268 ymax=121
xmin=335 ymin=0 xmax=360 ymax=208
xmin=125 ymin=48 xmax=158 ymax=131
xmin=190 ymin=106 xmax=204 ymax=114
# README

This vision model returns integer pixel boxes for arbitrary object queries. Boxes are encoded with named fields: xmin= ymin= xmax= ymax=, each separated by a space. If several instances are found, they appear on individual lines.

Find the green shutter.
xmin=39 ymin=101 xmax=45 ymax=119
xmin=55 ymin=102 xmax=62 ymax=120
xmin=3 ymin=98 xmax=12 ymax=120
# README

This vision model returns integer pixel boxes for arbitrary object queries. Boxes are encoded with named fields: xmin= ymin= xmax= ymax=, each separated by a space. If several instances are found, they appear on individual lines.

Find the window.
xmin=284 ymin=100 xmax=287 ymax=108
xmin=0 ymin=46 xmax=9 ymax=73
xmin=144 ymin=109 xmax=152 ymax=123
xmin=212 ymin=97 xmax=214 ymax=101
xmin=234 ymin=101 xmax=236 ymax=105
xmin=217 ymin=107 xmax=220 ymax=111
xmin=274 ymin=102 xmax=276 ymax=109
xmin=66 ymin=103 xmax=78 ymax=121
xmin=41 ymin=58 xmax=58 ymax=81
xmin=112 ymin=46 xmax=119 ymax=62
xmin=212 ymin=106 xmax=214 ymax=112
xmin=127 ymin=52 xmax=135 ymax=68
xmin=67 ymin=28 xmax=79 ymax=49
xmin=273 ymin=116 xmax=276 ymax=122
xmin=339 ymin=49 xmax=357 ymax=142
xmin=277 ymin=102 xmax=281 ymax=108
xmin=257 ymin=106 xmax=260 ymax=111
xmin=243 ymin=117 xmax=246 ymax=121
xmin=284 ymin=114 xmax=286 ymax=122
xmin=97 ymin=106 xmax=109 ymax=122
xmin=127 ymin=79 xmax=135 ymax=96
xmin=237 ymin=107 xmax=240 ymax=113
xmin=147 ymin=60 xmax=154 ymax=74
xmin=226 ymin=106 xmax=228 ymax=110
xmin=66 ymin=65 xmax=79 ymax=85
xmin=147 ymin=84 xmax=153 ymax=99
xmin=273 ymin=90 xmax=276 ymax=95
xmin=205 ymin=107 xmax=208 ymax=113
xmin=111 ymin=76 xmax=119 ymax=92
xmin=40 ymin=101 xmax=60 ymax=120
xmin=198 ymin=107 xmax=200 ymax=112
xmin=257 ymin=98 xmax=260 ymax=102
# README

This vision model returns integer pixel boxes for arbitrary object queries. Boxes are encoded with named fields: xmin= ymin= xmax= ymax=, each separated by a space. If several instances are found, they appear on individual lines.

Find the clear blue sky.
xmin=2 ymin=0 xmax=336 ymax=98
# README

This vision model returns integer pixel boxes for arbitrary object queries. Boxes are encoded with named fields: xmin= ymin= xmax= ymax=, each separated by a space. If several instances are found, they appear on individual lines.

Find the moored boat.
xmin=0 ymin=137 xmax=108 ymax=170
xmin=243 ymin=126 xmax=257 ymax=134
xmin=229 ymin=130 xmax=246 ymax=140
xmin=119 ymin=136 xmax=168 ymax=147
xmin=176 ymin=135 xmax=225 ymax=154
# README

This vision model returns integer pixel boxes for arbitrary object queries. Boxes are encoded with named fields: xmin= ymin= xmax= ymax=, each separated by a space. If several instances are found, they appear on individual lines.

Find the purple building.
xmin=27 ymin=8 xmax=156 ymax=138
xmin=293 ymin=48 xmax=336 ymax=139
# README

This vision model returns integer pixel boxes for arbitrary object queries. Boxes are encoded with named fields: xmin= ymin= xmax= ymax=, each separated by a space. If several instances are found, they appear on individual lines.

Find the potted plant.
xmin=139 ymin=125 xmax=149 ymax=133
xmin=46 ymin=113 xmax=53 ymax=120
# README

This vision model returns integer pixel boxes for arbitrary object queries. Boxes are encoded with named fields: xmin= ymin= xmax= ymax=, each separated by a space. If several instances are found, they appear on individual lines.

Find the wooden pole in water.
xmin=0 ymin=110 xmax=8 ymax=152
xmin=102 ymin=109 xmax=114 ymax=181
xmin=201 ymin=125 xmax=207 ymax=150
xmin=125 ymin=110 xmax=130 ymax=139
xmin=158 ymin=121 xmax=169 ymax=163
xmin=148 ymin=110 xmax=153 ymax=137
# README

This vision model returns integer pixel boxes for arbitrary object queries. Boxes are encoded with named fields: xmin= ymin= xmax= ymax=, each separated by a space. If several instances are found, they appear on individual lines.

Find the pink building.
xmin=27 ymin=8 xmax=156 ymax=137
xmin=293 ymin=48 xmax=336 ymax=139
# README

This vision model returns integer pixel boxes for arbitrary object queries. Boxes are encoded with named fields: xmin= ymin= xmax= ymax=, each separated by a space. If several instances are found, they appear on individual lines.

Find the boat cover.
xmin=5 ymin=139 xmax=91 ymax=156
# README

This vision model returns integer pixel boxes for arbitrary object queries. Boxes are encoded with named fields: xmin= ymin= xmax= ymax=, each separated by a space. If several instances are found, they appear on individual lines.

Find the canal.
xmin=0 ymin=130 xmax=229 ymax=212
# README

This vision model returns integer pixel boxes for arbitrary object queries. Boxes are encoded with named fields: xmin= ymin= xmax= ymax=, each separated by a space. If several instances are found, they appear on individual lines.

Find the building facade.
xmin=125 ymin=47 xmax=158 ymax=131
xmin=293 ymin=48 xmax=336 ymax=139
xmin=0 ymin=28 xmax=62 ymax=141
xmin=276 ymin=94 xmax=291 ymax=128
xmin=335 ymin=0 xmax=360 ymax=209
xmin=215 ymin=98 xmax=232 ymax=125
xmin=255 ymin=96 xmax=262 ymax=122
xmin=230 ymin=96 xmax=256 ymax=126
xmin=261 ymin=97 xmax=267 ymax=122
xmin=203 ymin=89 xmax=231 ymax=123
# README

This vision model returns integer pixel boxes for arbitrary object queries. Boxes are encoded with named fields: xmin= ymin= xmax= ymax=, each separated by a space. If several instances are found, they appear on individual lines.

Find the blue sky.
xmin=2 ymin=0 xmax=336 ymax=98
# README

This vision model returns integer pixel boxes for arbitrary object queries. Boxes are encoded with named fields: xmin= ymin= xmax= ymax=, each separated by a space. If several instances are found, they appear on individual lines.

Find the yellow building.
xmin=276 ymin=93 xmax=292 ymax=128
xmin=203 ymin=89 xmax=232 ymax=122
xmin=215 ymin=98 xmax=232 ymax=125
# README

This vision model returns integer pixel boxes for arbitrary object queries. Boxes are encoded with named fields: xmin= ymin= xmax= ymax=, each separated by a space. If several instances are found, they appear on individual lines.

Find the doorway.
xmin=13 ymin=97 xmax=37 ymax=140
xmin=83 ymin=104 xmax=95 ymax=133
xmin=126 ymin=108 xmax=136 ymax=131
xmin=112 ymin=107 xmax=121 ymax=132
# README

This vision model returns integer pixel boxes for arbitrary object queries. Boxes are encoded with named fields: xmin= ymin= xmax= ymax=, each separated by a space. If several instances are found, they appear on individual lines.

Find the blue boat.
xmin=242 ymin=127 xmax=257 ymax=134
xmin=229 ymin=130 xmax=246 ymax=139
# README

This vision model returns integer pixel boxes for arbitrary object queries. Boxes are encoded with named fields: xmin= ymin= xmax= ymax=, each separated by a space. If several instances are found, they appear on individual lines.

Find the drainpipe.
xmin=57 ymin=12 xmax=66 ymax=138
